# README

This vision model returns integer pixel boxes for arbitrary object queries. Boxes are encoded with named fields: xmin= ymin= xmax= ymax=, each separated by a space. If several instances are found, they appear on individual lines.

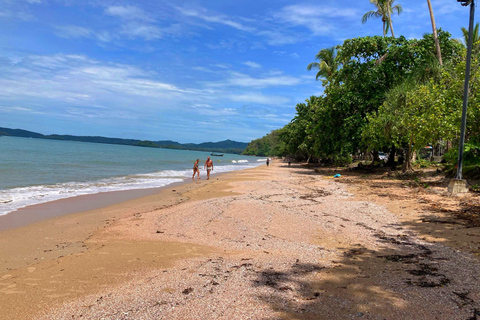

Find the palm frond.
xmin=362 ymin=11 xmax=380 ymax=24
xmin=392 ymin=4 xmax=403 ymax=15
xmin=306 ymin=62 xmax=320 ymax=71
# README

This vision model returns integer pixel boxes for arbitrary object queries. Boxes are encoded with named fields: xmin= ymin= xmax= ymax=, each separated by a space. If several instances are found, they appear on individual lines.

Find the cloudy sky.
xmin=0 ymin=0 xmax=475 ymax=143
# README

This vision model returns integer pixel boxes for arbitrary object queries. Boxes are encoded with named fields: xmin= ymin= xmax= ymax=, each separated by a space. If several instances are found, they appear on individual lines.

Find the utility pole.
xmin=449 ymin=0 xmax=475 ymax=193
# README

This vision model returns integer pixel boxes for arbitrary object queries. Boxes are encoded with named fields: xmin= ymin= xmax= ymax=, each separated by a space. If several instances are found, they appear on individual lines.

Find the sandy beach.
xmin=1 ymin=160 xmax=480 ymax=320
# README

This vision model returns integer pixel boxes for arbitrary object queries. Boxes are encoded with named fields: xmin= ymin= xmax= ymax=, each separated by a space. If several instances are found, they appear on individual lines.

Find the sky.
xmin=0 ymin=0 xmax=477 ymax=143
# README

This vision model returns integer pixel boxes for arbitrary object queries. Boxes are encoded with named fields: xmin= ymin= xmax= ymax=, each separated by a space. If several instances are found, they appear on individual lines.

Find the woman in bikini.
xmin=192 ymin=159 xmax=200 ymax=180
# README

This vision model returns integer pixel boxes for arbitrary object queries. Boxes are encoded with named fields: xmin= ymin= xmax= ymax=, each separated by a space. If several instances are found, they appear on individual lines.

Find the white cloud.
xmin=120 ymin=23 xmax=162 ymax=40
xmin=54 ymin=25 xmax=92 ymax=38
xmin=208 ymin=72 xmax=301 ymax=88
xmin=229 ymin=93 xmax=291 ymax=105
xmin=243 ymin=61 xmax=261 ymax=68
xmin=105 ymin=5 xmax=153 ymax=22
xmin=214 ymin=64 xmax=230 ymax=69
xmin=257 ymin=30 xmax=301 ymax=46
xmin=0 ymin=54 xmax=213 ymax=109
xmin=192 ymin=104 xmax=238 ymax=116
xmin=175 ymin=6 xmax=255 ymax=32
xmin=274 ymin=4 xmax=358 ymax=36
xmin=0 ymin=9 xmax=34 ymax=20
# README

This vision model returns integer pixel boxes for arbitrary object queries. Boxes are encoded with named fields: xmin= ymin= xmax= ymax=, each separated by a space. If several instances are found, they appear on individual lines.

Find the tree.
xmin=280 ymin=97 xmax=320 ymax=161
xmin=307 ymin=47 xmax=338 ymax=86
xmin=426 ymin=0 xmax=443 ymax=65
xmin=362 ymin=0 xmax=403 ymax=37
xmin=242 ymin=129 xmax=285 ymax=157
xmin=461 ymin=23 xmax=480 ymax=55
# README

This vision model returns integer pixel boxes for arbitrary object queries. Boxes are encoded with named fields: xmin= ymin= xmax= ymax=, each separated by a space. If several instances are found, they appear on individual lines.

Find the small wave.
xmin=0 ymin=162 xmax=263 ymax=216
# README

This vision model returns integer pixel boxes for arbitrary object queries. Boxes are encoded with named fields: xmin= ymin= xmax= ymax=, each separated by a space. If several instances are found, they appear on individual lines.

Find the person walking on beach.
xmin=204 ymin=157 xmax=213 ymax=180
xmin=266 ymin=158 xmax=270 ymax=166
xmin=192 ymin=159 xmax=200 ymax=180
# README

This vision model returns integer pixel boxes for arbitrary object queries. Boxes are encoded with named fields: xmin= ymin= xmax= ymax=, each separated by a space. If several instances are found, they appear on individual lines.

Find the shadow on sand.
xmin=252 ymin=163 xmax=480 ymax=319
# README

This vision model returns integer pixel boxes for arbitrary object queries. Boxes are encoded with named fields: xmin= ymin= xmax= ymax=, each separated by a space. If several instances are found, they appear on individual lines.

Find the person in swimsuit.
xmin=192 ymin=159 xmax=200 ymax=180
xmin=204 ymin=157 xmax=213 ymax=180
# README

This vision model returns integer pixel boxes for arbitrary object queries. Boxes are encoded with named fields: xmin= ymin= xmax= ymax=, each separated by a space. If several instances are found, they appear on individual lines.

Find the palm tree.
xmin=461 ymin=23 xmax=480 ymax=55
xmin=362 ymin=0 xmax=403 ymax=37
xmin=426 ymin=0 xmax=443 ymax=65
xmin=307 ymin=47 xmax=338 ymax=86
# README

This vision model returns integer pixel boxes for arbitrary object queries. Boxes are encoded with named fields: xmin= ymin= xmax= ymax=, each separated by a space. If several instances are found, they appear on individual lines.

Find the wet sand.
xmin=1 ymin=161 xmax=480 ymax=320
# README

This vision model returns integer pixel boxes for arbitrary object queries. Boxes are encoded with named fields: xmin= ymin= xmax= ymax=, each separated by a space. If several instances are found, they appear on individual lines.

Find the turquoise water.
xmin=0 ymin=136 xmax=264 ymax=216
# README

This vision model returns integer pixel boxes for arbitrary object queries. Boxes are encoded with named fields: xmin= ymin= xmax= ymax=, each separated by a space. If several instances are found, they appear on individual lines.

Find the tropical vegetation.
xmin=244 ymin=1 xmax=480 ymax=175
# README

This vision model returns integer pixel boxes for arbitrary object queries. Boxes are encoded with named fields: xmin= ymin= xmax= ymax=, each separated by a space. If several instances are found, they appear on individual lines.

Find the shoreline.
xmin=2 ymin=161 xmax=480 ymax=320
xmin=0 ymin=165 xmax=256 ymax=232
xmin=0 ymin=165 xmax=256 ymax=320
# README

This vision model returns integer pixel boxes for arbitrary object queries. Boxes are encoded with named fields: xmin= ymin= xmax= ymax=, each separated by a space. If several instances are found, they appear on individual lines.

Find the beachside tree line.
xmin=243 ymin=1 xmax=480 ymax=174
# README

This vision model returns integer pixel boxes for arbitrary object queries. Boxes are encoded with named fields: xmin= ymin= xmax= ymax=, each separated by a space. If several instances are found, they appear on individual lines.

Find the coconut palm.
xmin=362 ymin=0 xmax=403 ymax=37
xmin=307 ymin=47 xmax=338 ymax=86
xmin=461 ymin=23 xmax=480 ymax=55
xmin=426 ymin=0 xmax=443 ymax=65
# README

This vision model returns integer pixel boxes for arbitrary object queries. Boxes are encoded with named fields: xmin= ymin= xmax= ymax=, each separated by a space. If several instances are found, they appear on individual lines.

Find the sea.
xmin=0 ymin=136 xmax=265 ymax=217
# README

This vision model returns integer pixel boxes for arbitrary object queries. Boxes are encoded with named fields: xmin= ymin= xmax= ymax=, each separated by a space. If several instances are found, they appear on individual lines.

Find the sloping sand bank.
xmin=1 ymin=161 xmax=480 ymax=320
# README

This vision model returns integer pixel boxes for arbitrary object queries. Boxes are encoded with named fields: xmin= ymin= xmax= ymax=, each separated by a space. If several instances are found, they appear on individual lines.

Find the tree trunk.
xmin=371 ymin=150 xmax=380 ymax=166
xmin=387 ymin=8 xmax=395 ymax=38
xmin=387 ymin=145 xmax=396 ymax=167
xmin=389 ymin=19 xmax=395 ymax=38
xmin=426 ymin=0 xmax=443 ymax=65
xmin=403 ymin=137 xmax=414 ymax=172
xmin=382 ymin=20 xmax=386 ymax=37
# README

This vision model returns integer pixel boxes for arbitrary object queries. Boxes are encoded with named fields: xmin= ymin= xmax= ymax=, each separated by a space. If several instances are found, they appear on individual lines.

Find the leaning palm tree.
xmin=307 ymin=47 xmax=338 ymax=86
xmin=426 ymin=0 xmax=443 ymax=65
xmin=461 ymin=23 xmax=480 ymax=55
xmin=362 ymin=0 xmax=403 ymax=37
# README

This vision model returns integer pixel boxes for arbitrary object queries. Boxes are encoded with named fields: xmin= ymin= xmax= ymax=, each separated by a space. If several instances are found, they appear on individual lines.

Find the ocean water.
xmin=0 ymin=136 xmax=265 ymax=216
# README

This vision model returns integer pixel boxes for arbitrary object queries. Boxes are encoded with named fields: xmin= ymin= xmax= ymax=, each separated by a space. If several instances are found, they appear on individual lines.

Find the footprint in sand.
xmin=1 ymin=274 xmax=13 ymax=280
xmin=27 ymin=267 xmax=36 ymax=273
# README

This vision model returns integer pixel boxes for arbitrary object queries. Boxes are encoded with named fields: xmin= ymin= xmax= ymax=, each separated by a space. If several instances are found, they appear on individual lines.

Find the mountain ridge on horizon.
xmin=0 ymin=127 xmax=249 ymax=154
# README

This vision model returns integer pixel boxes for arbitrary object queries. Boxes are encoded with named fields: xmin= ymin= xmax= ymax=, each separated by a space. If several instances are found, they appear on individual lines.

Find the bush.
xmin=444 ymin=142 xmax=480 ymax=166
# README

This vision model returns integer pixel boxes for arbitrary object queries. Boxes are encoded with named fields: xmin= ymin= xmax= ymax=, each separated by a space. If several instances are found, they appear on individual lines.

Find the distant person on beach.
xmin=204 ymin=157 xmax=213 ymax=180
xmin=266 ymin=158 xmax=270 ymax=166
xmin=192 ymin=159 xmax=200 ymax=180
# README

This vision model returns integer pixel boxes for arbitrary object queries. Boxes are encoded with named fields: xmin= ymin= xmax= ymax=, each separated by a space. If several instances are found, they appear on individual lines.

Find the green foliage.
xmin=444 ymin=142 xmax=480 ymax=166
xmin=362 ymin=0 xmax=403 ymax=37
xmin=413 ymin=159 xmax=431 ymax=168
xmin=135 ymin=140 xmax=160 ymax=148
xmin=307 ymin=47 xmax=339 ymax=86
xmin=249 ymin=31 xmax=476 ymax=169
xmin=242 ymin=129 xmax=285 ymax=157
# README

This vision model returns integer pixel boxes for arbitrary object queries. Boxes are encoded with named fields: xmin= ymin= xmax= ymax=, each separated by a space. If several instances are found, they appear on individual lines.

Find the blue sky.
xmin=0 ymin=0 xmax=476 ymax=143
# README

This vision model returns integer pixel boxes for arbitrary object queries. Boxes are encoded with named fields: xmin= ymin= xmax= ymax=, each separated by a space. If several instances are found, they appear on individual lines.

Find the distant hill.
xmin=0 ymin=127 xmax=249 ymax=154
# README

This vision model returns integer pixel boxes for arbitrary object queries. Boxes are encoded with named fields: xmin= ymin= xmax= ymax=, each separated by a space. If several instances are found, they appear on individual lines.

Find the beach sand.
xmin=1 ymin=161 xmax=480 ymax=319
